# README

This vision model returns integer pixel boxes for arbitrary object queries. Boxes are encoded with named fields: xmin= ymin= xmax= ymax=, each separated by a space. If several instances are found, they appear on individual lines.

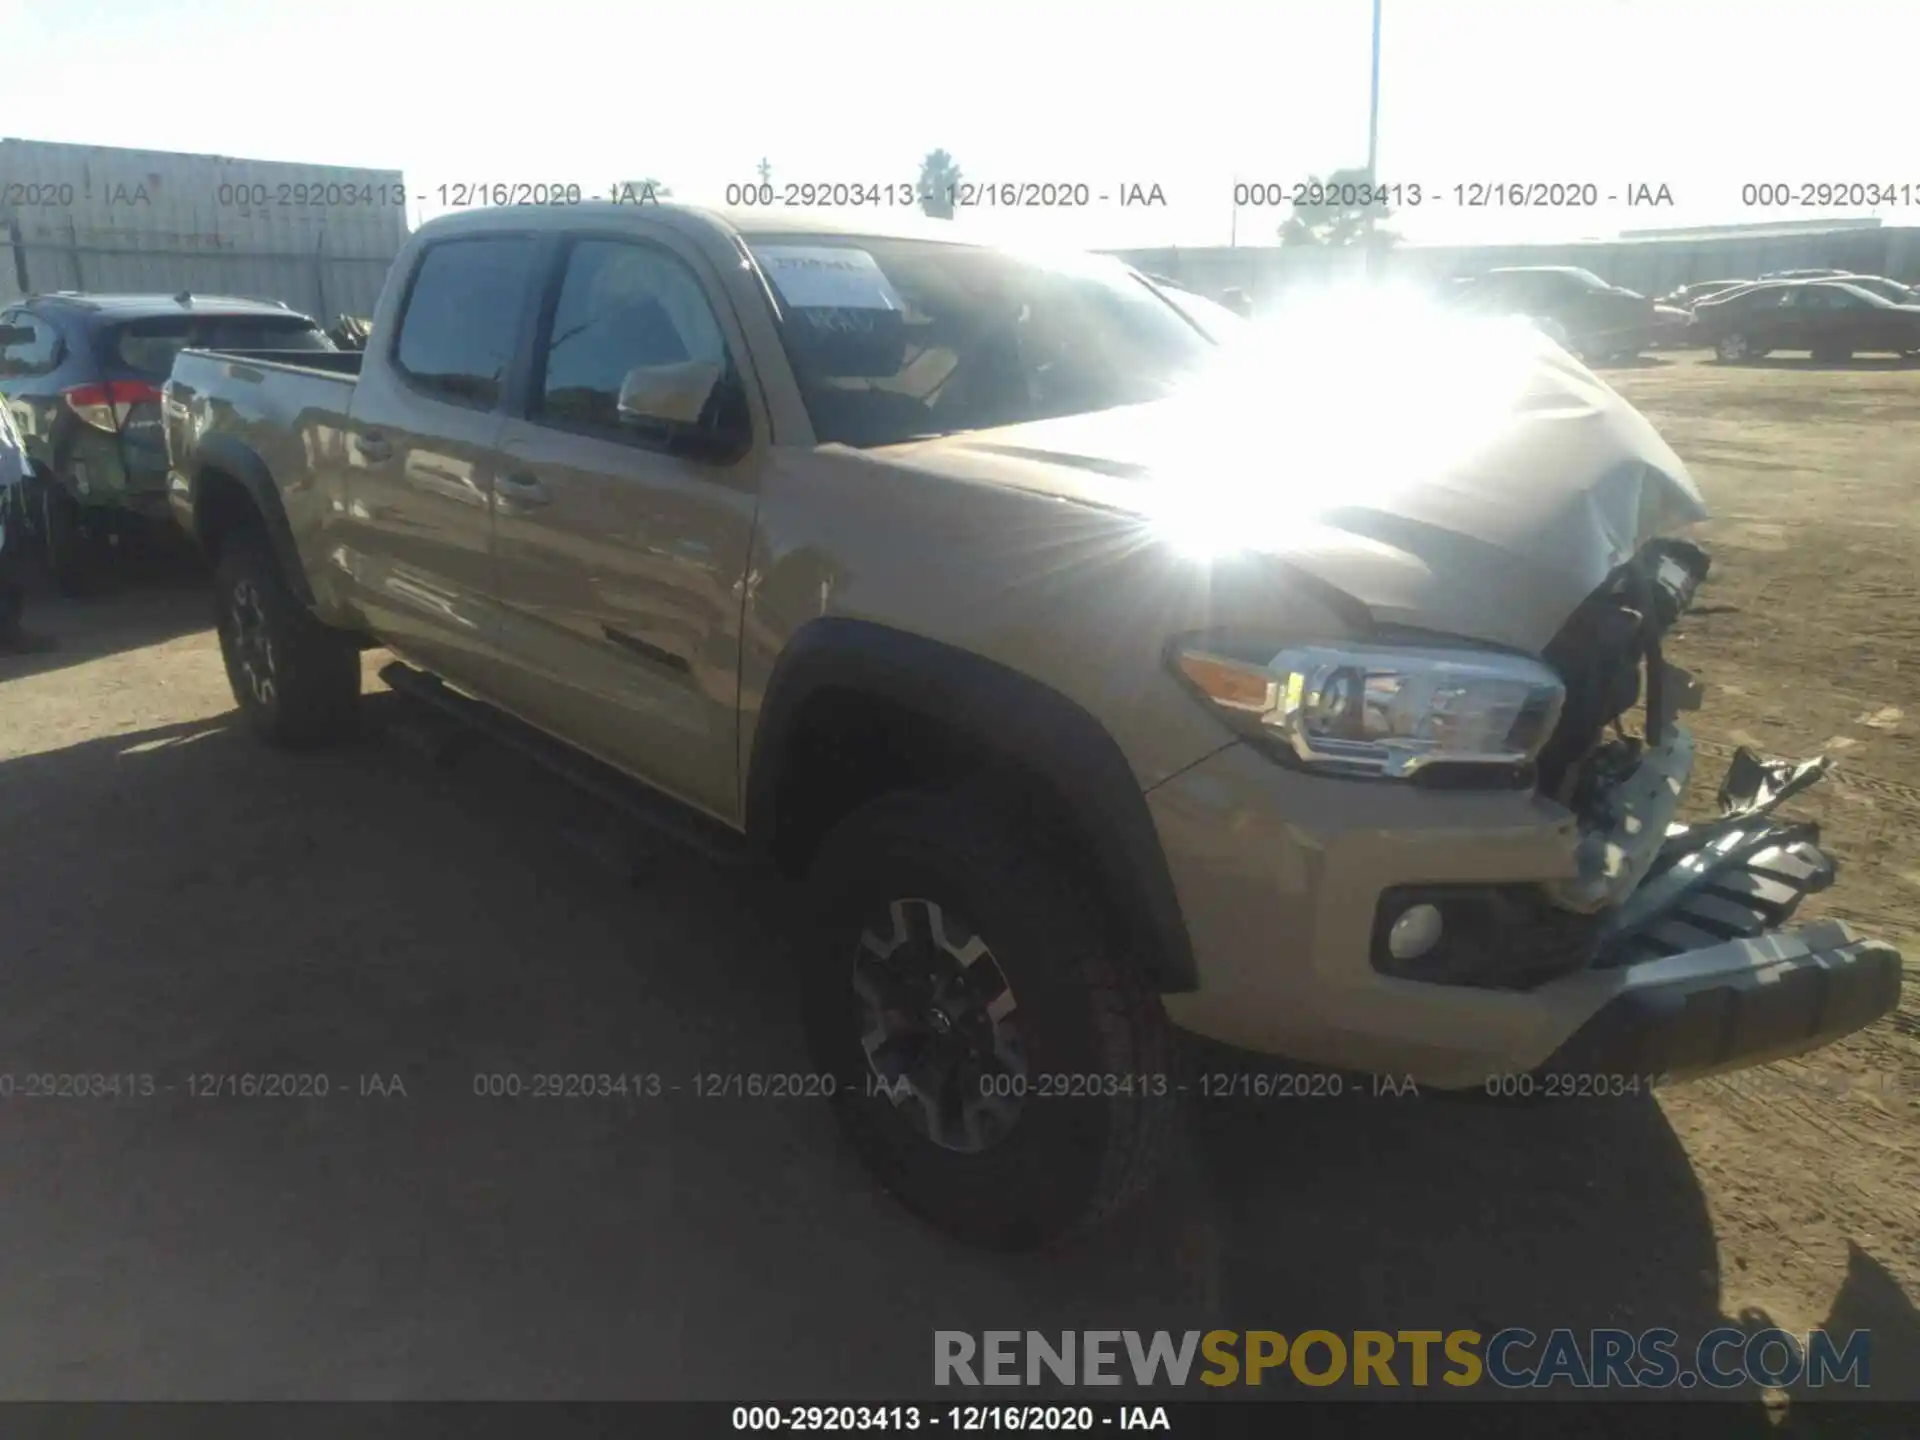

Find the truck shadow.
xmin=0 ymin=554 xmax=213 ymax=682
xmin=0 ymin=705 xmax=1890 ymax=1412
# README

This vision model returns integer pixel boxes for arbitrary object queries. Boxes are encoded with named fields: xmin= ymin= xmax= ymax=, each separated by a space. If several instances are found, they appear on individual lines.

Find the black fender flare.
xmin=187 ymin=434 xmax=316 ymax=609
xmin=746 ymin=617 xmax=1198 ymax=993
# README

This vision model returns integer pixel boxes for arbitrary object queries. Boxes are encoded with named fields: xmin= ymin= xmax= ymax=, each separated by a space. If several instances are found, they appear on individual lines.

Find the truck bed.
xmin=183 ymin=347 xmax=364 ymax=376
xmin=163 ymin=346 xmax=366 ymax=593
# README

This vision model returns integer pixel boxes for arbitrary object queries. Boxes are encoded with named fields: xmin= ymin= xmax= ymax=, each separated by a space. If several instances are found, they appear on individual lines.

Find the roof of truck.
xmin=416 ymin=201 xmax=1031 ymax=250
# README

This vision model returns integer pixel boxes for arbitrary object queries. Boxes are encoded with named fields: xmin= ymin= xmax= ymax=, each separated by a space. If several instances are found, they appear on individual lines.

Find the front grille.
xmin=1598 ymin=830 xmax=1836 ymax=969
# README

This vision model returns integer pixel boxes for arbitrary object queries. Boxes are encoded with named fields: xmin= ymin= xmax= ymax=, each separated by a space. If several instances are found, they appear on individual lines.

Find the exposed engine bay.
xmin=1535 ymin=538 xmax=1847 ymax=966
xmin=1537 ymin=535 xmax=1712 ymax=811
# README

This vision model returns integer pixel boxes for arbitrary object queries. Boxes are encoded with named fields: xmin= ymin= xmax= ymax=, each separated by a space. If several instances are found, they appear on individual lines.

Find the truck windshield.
xmin=110 ymin=315 xmax=335 ymax=377
xmin=746 ymin=236 xmax=1218 ymax=447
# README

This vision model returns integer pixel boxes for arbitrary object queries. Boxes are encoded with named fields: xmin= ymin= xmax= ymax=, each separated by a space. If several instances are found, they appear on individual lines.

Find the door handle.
xmin=357 ymin=430 xmax=392 ymax=463
xmin=496 ymin=472 xmax=551 ymax=506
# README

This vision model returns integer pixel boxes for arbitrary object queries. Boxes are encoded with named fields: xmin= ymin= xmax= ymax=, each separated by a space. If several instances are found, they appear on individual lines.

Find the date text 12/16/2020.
xmin=722 ymin=181 xmax=1169 ymax=209
xmin=1230 ymin=180 xmax=1677 ymax=209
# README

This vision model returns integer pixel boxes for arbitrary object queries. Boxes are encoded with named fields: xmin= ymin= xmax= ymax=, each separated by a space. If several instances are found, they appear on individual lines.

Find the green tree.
xmin=918 ymin=149 xmax=962 ymax=219
xmin=756 ymin=158 xmax=773 ymax=187
xmin=618 ymin=177 xmax=672 ymax=202
xmin=1276 ymin=167 xmax=1397 ymax=248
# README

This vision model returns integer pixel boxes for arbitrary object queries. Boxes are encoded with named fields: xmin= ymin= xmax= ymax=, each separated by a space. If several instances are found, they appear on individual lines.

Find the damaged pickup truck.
xmin=162 ymin=205 xmax=1903 ymax=1250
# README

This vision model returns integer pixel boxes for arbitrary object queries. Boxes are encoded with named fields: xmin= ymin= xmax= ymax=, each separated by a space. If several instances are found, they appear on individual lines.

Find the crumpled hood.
xmin=873 ymin=320 xmax=1709 ymax=654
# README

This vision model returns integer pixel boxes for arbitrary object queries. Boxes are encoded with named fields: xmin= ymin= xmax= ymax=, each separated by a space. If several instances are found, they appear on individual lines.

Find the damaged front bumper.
xmin=1532 ymin=736 xmax=1904 ymax=1082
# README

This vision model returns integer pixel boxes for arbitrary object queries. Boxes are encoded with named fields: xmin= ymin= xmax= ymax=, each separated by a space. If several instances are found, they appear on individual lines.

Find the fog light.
xmin=1387 ymin=903 xmax=1444 ymax=962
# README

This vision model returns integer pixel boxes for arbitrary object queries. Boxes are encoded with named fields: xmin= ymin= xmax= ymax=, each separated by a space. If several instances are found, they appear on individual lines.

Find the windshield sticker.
xmin=757 ymin=246 xmax=905 ymax=312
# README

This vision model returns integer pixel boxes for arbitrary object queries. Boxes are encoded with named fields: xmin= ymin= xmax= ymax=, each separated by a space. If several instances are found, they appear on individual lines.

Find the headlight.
xmin=1174 ymin=640 xmax=1565 ymax=779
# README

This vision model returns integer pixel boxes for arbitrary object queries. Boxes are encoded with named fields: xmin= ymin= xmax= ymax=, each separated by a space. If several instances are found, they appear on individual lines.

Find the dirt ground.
xmin=1604 ymin=356 xmax=1920 ymax=1374
xmin=0 ymin=357 xmax=1914 ymax=1413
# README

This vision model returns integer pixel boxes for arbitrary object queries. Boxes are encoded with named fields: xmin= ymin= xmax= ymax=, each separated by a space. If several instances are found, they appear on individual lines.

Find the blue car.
xmin=0 ymin=292 xmax=334 ymax=594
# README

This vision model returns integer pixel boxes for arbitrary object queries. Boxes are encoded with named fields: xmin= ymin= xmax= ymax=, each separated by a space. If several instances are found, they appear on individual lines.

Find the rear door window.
xmin=393 ymin=237 xmax=540 ymax=409
xmin=0 ymin=311 xmax=64 ymax=376
xmin=110 ymin=315 xmax=335 ymax=378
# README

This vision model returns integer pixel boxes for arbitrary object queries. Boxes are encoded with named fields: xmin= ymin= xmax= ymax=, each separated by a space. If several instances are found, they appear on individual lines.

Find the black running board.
xmin=378 ymin=661 xmax=752 ymax=870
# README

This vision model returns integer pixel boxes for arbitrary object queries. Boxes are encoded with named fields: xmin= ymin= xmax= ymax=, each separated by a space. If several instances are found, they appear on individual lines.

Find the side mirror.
xmin=617 ymin=359 xmax=723 ymax=429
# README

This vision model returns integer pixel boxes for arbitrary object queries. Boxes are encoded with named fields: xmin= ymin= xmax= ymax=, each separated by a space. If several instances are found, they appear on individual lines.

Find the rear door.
xmin=1816 ymin=286 xmax=1902 ymax=353
xmin=1746 ymin=288 xmax=1799 ymax=349
xmin=484 ymin=226 xmax=766 ymax=824
xmin=337 ymin=233 xmax=543 ymax=690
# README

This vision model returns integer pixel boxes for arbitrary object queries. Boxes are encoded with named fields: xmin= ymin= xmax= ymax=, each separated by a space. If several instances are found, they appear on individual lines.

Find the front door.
xmin=486 ymin=230 xmax=764 ymax=825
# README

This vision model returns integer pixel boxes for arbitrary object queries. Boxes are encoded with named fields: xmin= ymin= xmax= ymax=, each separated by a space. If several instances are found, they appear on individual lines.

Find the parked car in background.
xmin=1656 ymin=280 xmax=1749 ymax=309
xmin=0 ymin=293 xmax=337 ymax=593
xmin=1688 ymin=279 xmax=1920 ymax=362
xmin=1648 ymin=303 xmax=1694 ymax=348
xmin=1690 ymin=282 xmax=1766 ymax=313
xmin=1446 ymin=266 xmax=1654 ymax=363
xmin=1699 ymin=275 xmax=1916 ymax=316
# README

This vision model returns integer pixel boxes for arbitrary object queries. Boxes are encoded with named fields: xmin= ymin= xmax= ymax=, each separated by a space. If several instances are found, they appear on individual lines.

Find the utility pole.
xmin=1366 ymin=0 xmax=1382 ymax=184
xmin=1365 ymin=0 xmax=1383 ymax=275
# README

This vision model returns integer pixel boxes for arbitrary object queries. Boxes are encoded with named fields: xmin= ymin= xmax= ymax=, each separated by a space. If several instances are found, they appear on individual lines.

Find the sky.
xmin=3 ymin=0 xmax=1917 ymax=252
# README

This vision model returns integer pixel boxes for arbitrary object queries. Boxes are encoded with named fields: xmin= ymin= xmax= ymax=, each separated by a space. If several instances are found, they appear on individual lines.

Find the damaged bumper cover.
xmin=1532 ymin=736 xmax=1903 ymax=1081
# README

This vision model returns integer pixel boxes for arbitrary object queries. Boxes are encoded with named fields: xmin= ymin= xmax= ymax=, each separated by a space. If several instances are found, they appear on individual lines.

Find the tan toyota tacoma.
xmin=163 ymin=204 xmax=1904 ymax=1249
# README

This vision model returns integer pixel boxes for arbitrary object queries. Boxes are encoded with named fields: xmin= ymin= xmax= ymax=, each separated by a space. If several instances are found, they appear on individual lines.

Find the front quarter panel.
xmin=738 ymin=447 xmax=1364 ymax=798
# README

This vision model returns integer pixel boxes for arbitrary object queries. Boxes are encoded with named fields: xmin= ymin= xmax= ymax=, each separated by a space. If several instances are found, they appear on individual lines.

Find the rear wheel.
xmin=800 ymin=786 xmax=1177 ymax=1250
xmin=214 ymin=526 xmax=361 ymax=747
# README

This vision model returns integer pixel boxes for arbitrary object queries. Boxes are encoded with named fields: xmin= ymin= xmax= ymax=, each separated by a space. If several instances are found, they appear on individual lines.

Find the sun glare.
xmin=1147 ymin=284 xmax=1550 ymax=559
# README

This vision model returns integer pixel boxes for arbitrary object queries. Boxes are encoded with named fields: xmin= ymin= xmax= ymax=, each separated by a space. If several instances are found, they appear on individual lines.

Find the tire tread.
xmin=215 ymin=525 xmax=360 ymax=748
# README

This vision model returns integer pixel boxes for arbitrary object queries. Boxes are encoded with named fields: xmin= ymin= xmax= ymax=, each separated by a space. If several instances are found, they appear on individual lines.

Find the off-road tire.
xmin=801 ymin=785 xmax=1178 ymax=1250
xmin=214 ymin=526 xmax=360 ymax=747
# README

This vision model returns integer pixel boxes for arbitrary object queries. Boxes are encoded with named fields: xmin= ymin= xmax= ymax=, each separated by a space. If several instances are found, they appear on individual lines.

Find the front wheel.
xmin=214 ymin=527 xmax=361 ymax=747
xmin=800 ymin=786 xmax=1178 ymax=1250
xmin=1715 ymin=332 xmax=1754 ymax=363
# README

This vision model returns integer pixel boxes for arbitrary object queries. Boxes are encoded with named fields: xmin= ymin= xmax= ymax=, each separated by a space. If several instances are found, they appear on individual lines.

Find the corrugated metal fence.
xmin=1 ymin=140 xmax=407 ymax=318
xmin=1113 ymin=226 xmax=1920 ymax=310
